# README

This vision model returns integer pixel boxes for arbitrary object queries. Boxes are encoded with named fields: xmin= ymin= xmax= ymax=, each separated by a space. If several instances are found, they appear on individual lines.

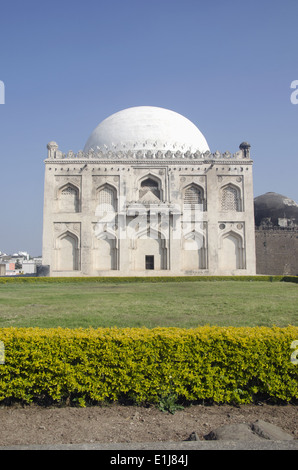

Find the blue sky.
xmin=0 ymin=0 xmax=298 ymax=255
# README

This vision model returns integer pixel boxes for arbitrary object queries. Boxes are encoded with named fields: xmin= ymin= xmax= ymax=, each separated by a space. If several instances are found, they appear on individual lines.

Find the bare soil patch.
xmin=0 ymin=403 xmax=296 ymax=446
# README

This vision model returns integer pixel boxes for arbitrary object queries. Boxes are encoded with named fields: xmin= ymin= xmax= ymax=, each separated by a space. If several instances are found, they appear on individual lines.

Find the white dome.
xmin=83 ymin=106 xmax=210 ymax=154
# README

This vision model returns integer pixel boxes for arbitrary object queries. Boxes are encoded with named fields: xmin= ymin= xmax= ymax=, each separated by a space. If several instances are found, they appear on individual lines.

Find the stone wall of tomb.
xmin=255 ymin=227 xmax=298 ymax=275
xmin=42 ymin=145 xmax=256 ymax=277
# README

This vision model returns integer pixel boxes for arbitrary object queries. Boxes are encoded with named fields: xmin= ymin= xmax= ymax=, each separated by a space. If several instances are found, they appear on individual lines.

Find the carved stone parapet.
xmin=46 ymin=146 xmax=251 ymax=161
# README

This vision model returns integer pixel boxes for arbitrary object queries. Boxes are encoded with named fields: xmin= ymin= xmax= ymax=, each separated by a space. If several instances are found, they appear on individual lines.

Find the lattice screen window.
xmin=184 ymin=186 xmax=203 ymax=207
xmin=60 ymin=185 xmax=79 ymax=212
xmin=98 ymin=186 xmax=116 ymax=210
xmin=221 ymin=186 xmax=241 ymax=211
xmin=139 ymin=178 xmax=160 ymax=200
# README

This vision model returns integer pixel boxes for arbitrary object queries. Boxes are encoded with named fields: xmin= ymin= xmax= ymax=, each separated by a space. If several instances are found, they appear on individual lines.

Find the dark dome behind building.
xmin=254 ymin=192 xmax=298 ymax=228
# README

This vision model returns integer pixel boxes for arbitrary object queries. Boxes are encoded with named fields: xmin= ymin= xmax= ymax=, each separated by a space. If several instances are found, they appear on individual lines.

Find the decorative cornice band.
xmin=45 ymin=159 xmax=253 ymax=166
xmin=45 ymin=147 xmax=252 ymax=162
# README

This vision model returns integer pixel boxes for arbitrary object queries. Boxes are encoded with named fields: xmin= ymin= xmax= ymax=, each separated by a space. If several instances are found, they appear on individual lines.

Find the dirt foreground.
xmin=0 ymin=403 xmax=296 ymax=447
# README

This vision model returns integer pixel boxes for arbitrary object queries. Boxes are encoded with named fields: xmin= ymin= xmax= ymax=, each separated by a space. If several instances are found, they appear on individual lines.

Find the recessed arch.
xmin=58 ymin=183 xmax=80 ymax=212
xmin=220 ymin=183 xmax=242 ymax=212
xmin=183 ymin=183 xmax=205 ymax=210
xmin=219 ymin=230 xmax=245 ymax=270
xmin=134 ymin=225 xmax=167 ymax=242
xmin=182 ymin=229 xmax=207 ymax=269
xmin=56 ymin=230 xmax=80 ymax=271
xmin=138 ymin=173 xmax=162 ymax=201
xmin=130 ymin=226 xmax=167 ymax=270
xmin=96 ymin=183 xmax=117 ymax=212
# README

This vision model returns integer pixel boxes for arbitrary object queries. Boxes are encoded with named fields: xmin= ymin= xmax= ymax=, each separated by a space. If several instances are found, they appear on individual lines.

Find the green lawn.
xmin=0 ymin=280 xmax=297 ymax=328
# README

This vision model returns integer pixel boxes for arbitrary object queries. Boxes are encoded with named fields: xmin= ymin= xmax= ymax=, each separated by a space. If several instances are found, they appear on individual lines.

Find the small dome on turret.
xmin=239 ymin=142 xmax=251 ymax=149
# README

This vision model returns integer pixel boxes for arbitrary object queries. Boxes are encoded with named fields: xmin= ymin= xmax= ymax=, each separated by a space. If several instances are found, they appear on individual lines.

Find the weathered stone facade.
xmin=254 ymin=192 xmax=298 ymax=276
xmin=255 ymin=227 xmax=298 ymax=275
xmin=42 ymin=106 xmax=256 ymax=277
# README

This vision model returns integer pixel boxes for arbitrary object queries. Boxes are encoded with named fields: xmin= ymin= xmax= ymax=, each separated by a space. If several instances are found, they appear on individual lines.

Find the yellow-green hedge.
xmin=0 ymin=326 xmax=297 ymax=406
xmin=1 ymin=275 xmax=298 ymax=284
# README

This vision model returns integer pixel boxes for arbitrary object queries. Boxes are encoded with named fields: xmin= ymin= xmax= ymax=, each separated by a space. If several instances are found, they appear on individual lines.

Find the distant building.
xmin=22 ymin=261 xmax=37 ymax=274
xmin=0 ymin=253 xmax=42 ymax=276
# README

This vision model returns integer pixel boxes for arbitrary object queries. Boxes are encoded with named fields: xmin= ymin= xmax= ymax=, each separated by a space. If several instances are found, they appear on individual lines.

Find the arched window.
xmin=221 ymin=185 xmax=241 ymax=212
xmin=97 ymin=185 xmax=117 ymax=211
xmin=59 ymin=184 xmax=79 ymax=212
xmin=139 ymin=178 xmax=160 ymax=201
xmin=184 ymin=185 xmax=204 ymax=208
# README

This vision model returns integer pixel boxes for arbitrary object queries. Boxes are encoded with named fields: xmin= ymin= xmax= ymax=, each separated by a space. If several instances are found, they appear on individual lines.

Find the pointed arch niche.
xmin=130 ymin=227 xmax=167 ymax=271
xmin=92 ymin=229 xmax=118 ymax=271
xmin=220 ymin=184 xmax=242 ymax=212
xmin=183 ymin=183 xmax=205 ymax=210
xmin=138 ymin=174 xmax=162 ymax=202
xmin=58 ymin=183 xmax=80 ymax=213
xmin=182 ymin=230 xmax=207 ymax=270
xmin=96 ymin=183 xmax=117 ymax=212
xmin=55 ymin=231 xmax=80 ymax=271
xmin=219 ymin=231 xmax=245 ymax=270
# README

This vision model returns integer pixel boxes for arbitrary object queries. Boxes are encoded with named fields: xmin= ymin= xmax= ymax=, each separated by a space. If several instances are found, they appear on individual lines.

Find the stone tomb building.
xmin=42 ymin=106 xmax=256 ymax=276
